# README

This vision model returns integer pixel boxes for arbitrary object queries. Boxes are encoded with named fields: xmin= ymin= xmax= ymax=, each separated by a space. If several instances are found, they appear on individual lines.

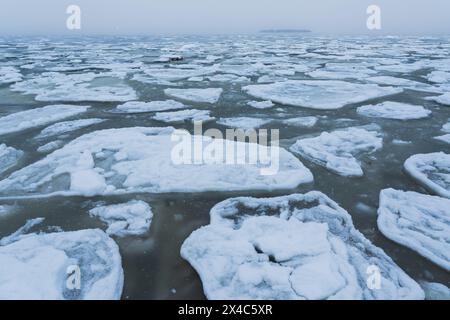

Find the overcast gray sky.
xmin=0 ymin=0 xmax=449 ymax=35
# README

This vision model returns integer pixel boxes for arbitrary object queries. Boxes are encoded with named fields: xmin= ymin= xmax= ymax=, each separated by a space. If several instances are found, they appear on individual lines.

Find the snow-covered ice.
xmin=419 ymin=282 xmax=450 ymax=300
xmin=0 ymin=105 xmax=90 ymax=136
xmin=152 ymin=109 xmax=215 ymax=123
xmin=0 ymin=127 xmax=313 ymax=197
xmin=281 ymin=116 xmax=318 ymax=128
xmin=36 ymin=119 xmax=105 ymax=139
xmin=0 ymin=224 xmax=123 ymax=299
xmin=37 ymin=141 xmax=64 ymax=154
xmin=0 ymin=66 xmax=22 ymax=84
xmin=217 ymin=117 xmax=271 ymax=129
xmin=181 ymin=192 xmax=424 ymax=300
xmin=427 ymin=71 xmax=450 ymax=84
xmin=367 ymin=76 xmax=438 ymax=93
xmin=357 ymin=102 xmax=431 ymax=120
xmin=247 ymin=100 xmax=274 ymax=109
xmin=377 ymin=189 xmax=450 ymax=271
xmin=164 ymin=88 xmax=223 ymax=104
xmin=426 ymin=93 xmax=450 ymax=106
xmin=114 ymin=100 xmax=187 ymax=113
xmin=243 ymin=80 xmax=402 ymax=110
xmin=290 ymin=127 xmax=383 ymax=177
xmin=0 ymin=144 xmax=23 ymax=175
xmin=89 ymin=200 xmax=153 ymax=237
xmin=404 ymin=152 xmax=450 ymax=198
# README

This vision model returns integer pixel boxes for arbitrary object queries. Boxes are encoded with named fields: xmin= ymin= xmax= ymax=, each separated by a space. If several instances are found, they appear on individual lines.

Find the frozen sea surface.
xmin=0 ymin=34 xmax=449 ymax=299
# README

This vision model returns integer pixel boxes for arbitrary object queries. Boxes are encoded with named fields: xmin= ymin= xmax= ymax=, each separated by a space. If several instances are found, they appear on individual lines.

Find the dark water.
xmin=0 ymin=35 xmax=449 ymax=299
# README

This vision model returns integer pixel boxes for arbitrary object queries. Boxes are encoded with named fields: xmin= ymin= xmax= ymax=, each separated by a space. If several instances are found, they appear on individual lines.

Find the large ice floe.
xmin=0 ymin=144 xmax=23 ymax=175
xmin=114 ymin=100 xmax=187 ymax=113
xmin=0 ymin=220 xmax=124 ymax=299
xmin=242 ymin=80 xmax=402 ymax=110
xmin=290 ymin=127 xmax=383 ymax=177
xmin=404 ymin=152 xmax=450 ymax=199
xmin=152 ymin=109 xmax=214 ymax=123
xmin=357 ymin=102 xmax=431 ymax=120
xmin=0 ymin=127 xmax=313 ymax=197
xmin=164 ymin=88 xmax=223 ymax=104
xmin=377 ymin=189 xmax=450 ymax=271
xmin=11 ymin=72 xmax=137 ymax=102
xmin=35 ymin=118 xmax=105 ymax=139
xmin=0 ymin=105 xmax=90 ymax=136
xmin=89 ymin=200 xmax=153 ymax=237
xmin=181 ymin=192 xmax=424 ymax=300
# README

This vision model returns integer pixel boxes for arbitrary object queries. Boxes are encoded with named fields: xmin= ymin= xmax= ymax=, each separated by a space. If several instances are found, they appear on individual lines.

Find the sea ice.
xmin=0 ymin=144 xmax=23 ymax=175
xmin=89 ymin=200 xmax=153 ymax=237
xmin=247 ymin=100 xmax=274 ymax=109
xmin=281 ymin=117 xmax=318 ymax=128
xmin=426 ymin=71 xmax=450 ymax=84
xmin=426 ymin=93 xmax=450 ymax=106
xmin=115 ymin=100 xmax=187 ymax=113
xmin=35 ymin=118 xmax=105 ymax=139
xmin=419 ymin=282 xmax=450 ymax=300
xmin=377 ymin=189 xmax=450 ymax=271
xmin=290 ymin=127 xmax=383 ymax=177
xmin=0 ymin=66 xmax=22 ymax=84
xmin=0 ymin=127 xmax=313 ymax=197
xmin=357 ymin=102 xmax=431 ymax=120
xmin=164 ymin=88 xmax=223 ymax=104
xmin=404 ymin=152 xmax=450 ymax=198
xmin=152 ymin=109 xmax=214 ymax=123
xmin=181 ymin=192 xmax=424 ymax=300
xmin=0 ymin=105 xmax=90 ymax=136
xmin=243 ymin=80 xmax=402 ymax=110
xmin=367 ymin=76 xmax=438 ymax=93
xmin=217 ymin=117 xmax=271 ymax=129
xmin=0 ymin=225 xmax=123 ymax=299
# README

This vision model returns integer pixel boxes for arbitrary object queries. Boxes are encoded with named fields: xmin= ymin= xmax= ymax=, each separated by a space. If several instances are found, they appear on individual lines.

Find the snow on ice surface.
xmin=377 ymin=189 xmax=450 ymax=271
xmin=426 ymin=71 xmax=450 ymax=84
xmin=181 ymin=192 xmax=424 ymax=300
xmin=164 ymin=88 xmax=223 ymax=104
xmin=0 ymin=127 xmax=313 ymax=197
xmin=0 ymin=144 xmax=23 ymax=175
xmin=357 ymin=102 xmax=431 ymax=120
xmin=0 ymin=225 xmax=123 ymax=299
xmin=114 ymin=100 xmax=187 ymax=113
xmin=427 ymin=93 xmax=450 ymax=106
xmin=37 ymin=141 xmax=64 ymax=154
xmin=217 ymin=117 xmax=271 ymax=129
xmin=247 ymin=100 xmax=274 ymax=109
xmin=89 ymin=200 xmax=153 ymax=237
xmin=152 ymin=109 xmax=214 ymax=123
xmin=281 ymin=116 xmax=318 ymax=128
xmin=290 ymin=127 xmax=383 ymax=177
xmin=35 ymin=119 xmax=105 ymax=139
xmin=11 ymin=72 xmax=137 ymax=102
xmin=307 ymin=63 xmax=377 ymax=80
xmin=0 ymin=66 xmax=22 ymax=84
xmin=404 ymin=152 xmax=450 ymax=198
xmin=419 ymin=282 xmax=450 ymax=300
xmin=0 ymin=105 xmax=90 ymax=136
xmin=243 ymin=80 xmax=402 ymax=110
xmin=367 ymin=76 xmax=439 ymax=93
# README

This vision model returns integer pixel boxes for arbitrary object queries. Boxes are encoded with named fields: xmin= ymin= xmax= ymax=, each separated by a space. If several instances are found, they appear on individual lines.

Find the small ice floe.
xmin=290 ymin=127 xmax=382 ymax=177
xmin=11 ymin=72 xmax=137 ymax=102
xmin=217 ymin=117 xmax=271 ymax=129
xmin=152 ymin=109 xmax=214 ymax=123
xmin=164 ymin=88 xmax=223 ymax=104
xmin=426 ymin=71 xmax=450 ymax=84
xmin=206 ymin=74 xmax=249 ymax=83
xmin=434 ymin=118 xmax=450 ymax=144
xmin=0 ymin=105 xmax=90 ymax=136
xmin=0 ymin=223 xmax=123 ymax=299
xmin=37 ymin=141 xmax=64 ymax=154
xmin=114 ymin=100 xmax=187 ymax=114
xmin=377 ymin=189 xmax=450 ymax=271
xmin=133 ymin=66 xmax=217 ymax=84
xmin=392 ymin=139 xmax=412 ymax=145
xmin=375 ymin=62 xmax=426 ymax=73
xmin=89 ymin=200 xmax=153 ymax=237
xmin=0 ymin=66 xmax=22 ymax=84
xmin=367 ymin=76 xmax=438 ymax=93
xmin=426 ymin=93 xmax=450 ymax=106
xmin=0 ymin=127 xmax=313 ymax=197
xmin=247 ymin=100 xmax=274 ymax=109
xmin=307 ymin=63 xmax=377 ymax=80
xmin=35 ymin=118 xmax=105 ymax=139
xmin=181 ymin=192 xmax=424 ymax=300
xmin=243 ymin=80 xmax=401 ymax=110
xmin=281 ymin=116 xmax=318 ymax=128
xmin=419 ymin=282 xmax=450 ymax=300
xmin=404 ymin=152 xmax=450 ymax=198
xmin=357 ymin=102 xmax=431 ymax=120
xmin=0 ymin=144 xmax=23 ymax=175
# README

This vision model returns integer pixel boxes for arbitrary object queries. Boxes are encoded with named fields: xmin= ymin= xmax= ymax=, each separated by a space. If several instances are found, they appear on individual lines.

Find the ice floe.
xmin=114 ymin=100 xmax=187 ymax=113
xmin=281 ymin=116 xmax=318 ymax=128
xmin=290 ymin=127 xmax=382 ymax=177
xmin=247 ymin=100 xmax=274 ymax=109
xmin=0 ymin=127 xmax=313 ymax=197
xmin=217 ymin=117 xmax=271 ymax=129
xmin=419 ymin=282 xmax=450 ymax=300
xmin=426 ymin=93 xmax=450 ymax=106
xmin=152 ymin=109 xmax=214 ymax=123
xmin=357 ymin=102 xmax=431 ymax=120
xmin=36 ymin=119 xmax=105 ymax=139
xmin=89 ymin=200 xmax=153 ymax=237
xmin=0 ymin=144 xmax=23 ymax=175
xmin=37 ymin=141 xmax=64 ymax=154
xmin=164 ymin=88 xmax=223 ymax=104
xmin=0 ymin=105 xmax=90 ymax=136
xmin=426 ymin=71 xmax=450 ymax=84
xmin=367 ymin=76 xmax=438 ymax=93
xmin=377 ymin=189 xmax=450 ymax=271
xmin=0 ymin=223 xmax=123 ymax=299
xmin=181 ymin=192 xmax=424 ymax=300
xmin=243 ymin=80 xmax=402 ymax=110
xmin=404 ymin=152 xmax=450 ymax=198
xmin=0 ymin=66 xmax=22 ymax=84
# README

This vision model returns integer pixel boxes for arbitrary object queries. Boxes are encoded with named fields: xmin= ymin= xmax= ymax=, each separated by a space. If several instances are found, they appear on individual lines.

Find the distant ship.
xmin=260 ymin=29 xmax=311 ymax=34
